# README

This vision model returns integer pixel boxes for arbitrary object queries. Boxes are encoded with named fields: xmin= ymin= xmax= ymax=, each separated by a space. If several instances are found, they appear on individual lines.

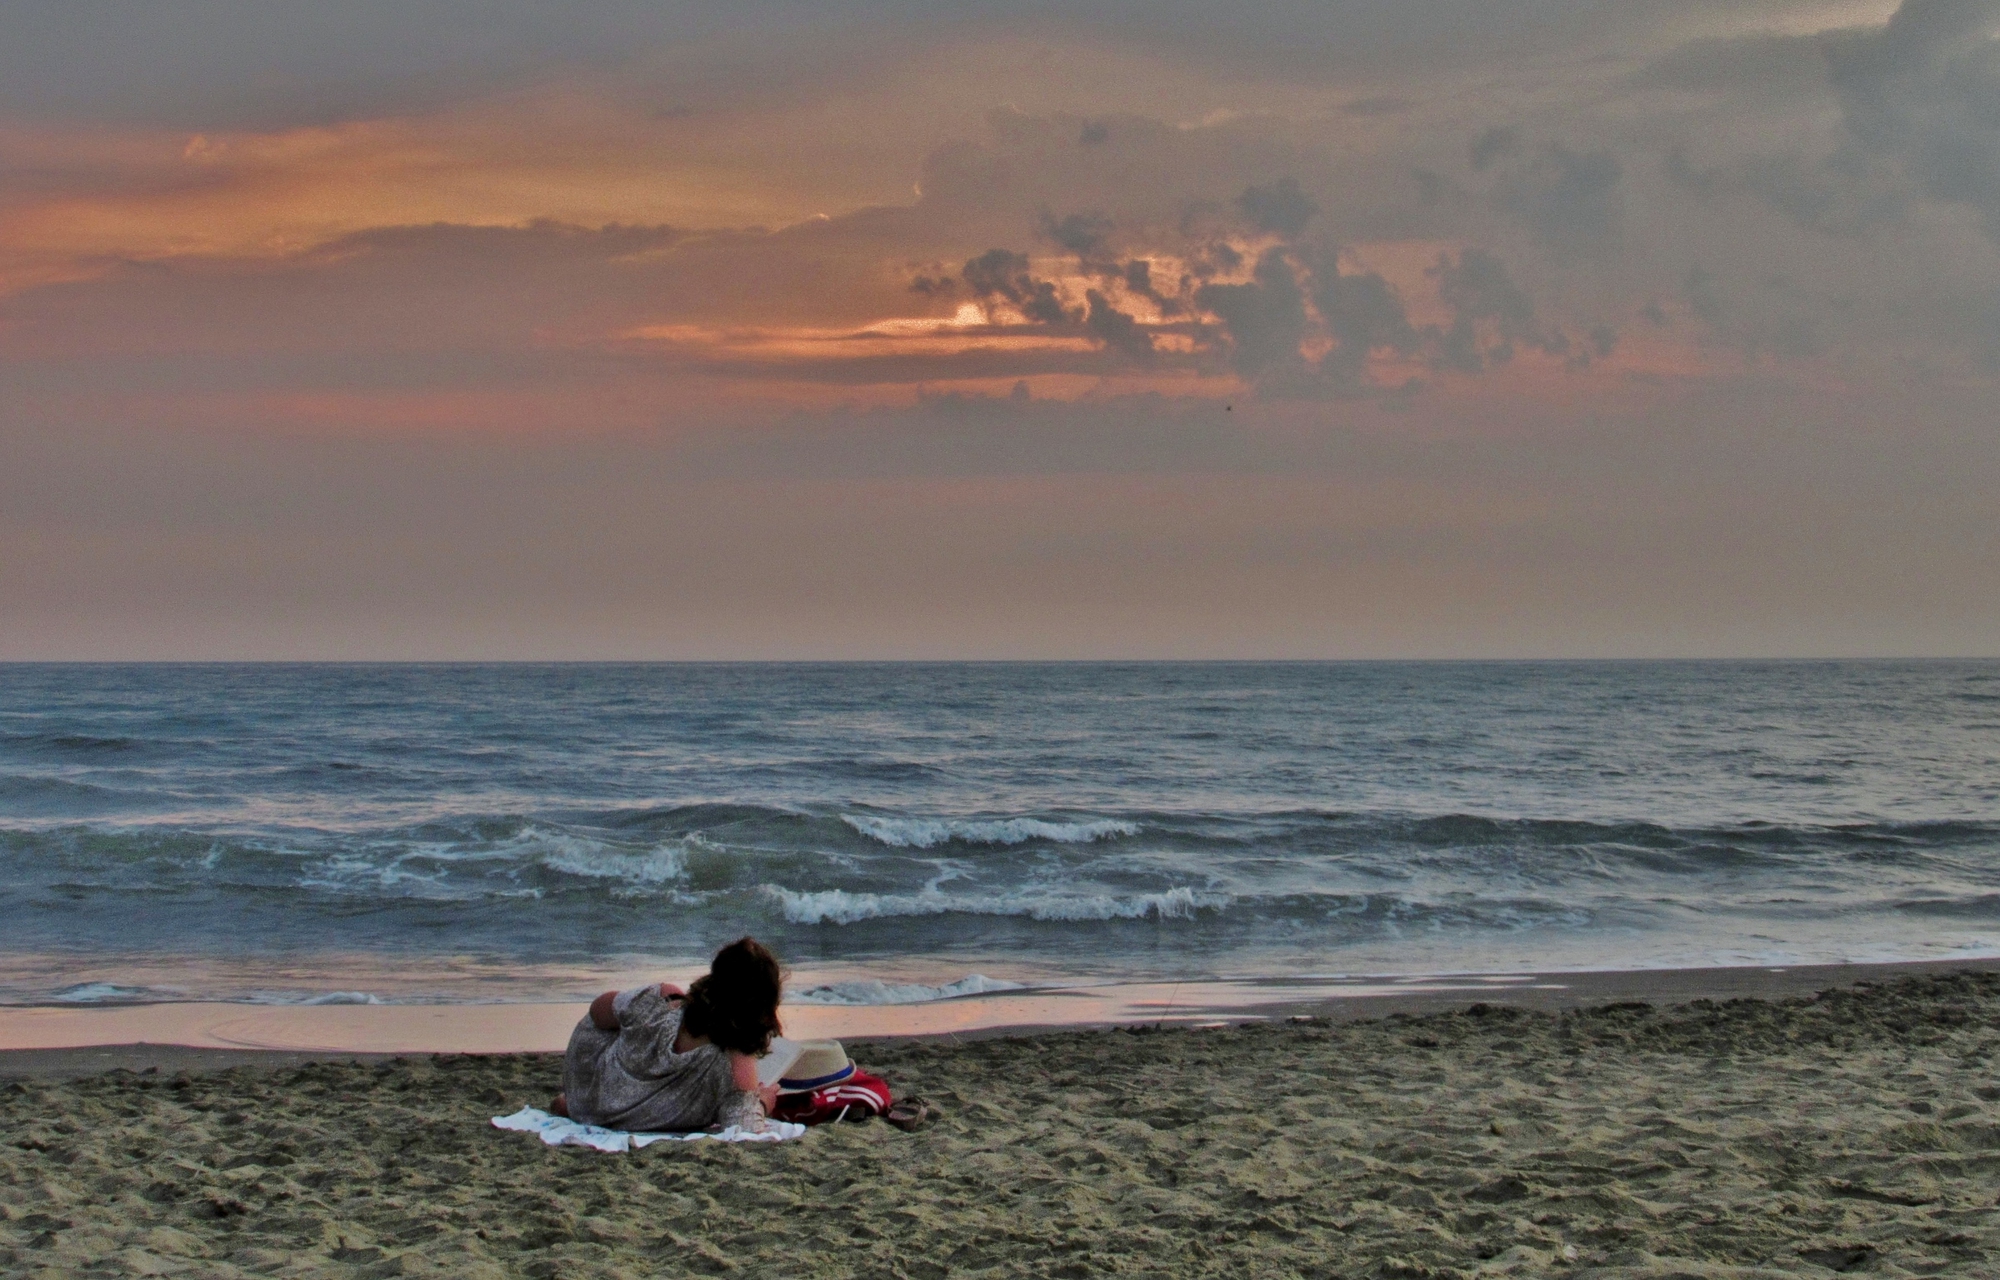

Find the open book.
xmin=755 ymin=1036 xmax=804 ymax=1088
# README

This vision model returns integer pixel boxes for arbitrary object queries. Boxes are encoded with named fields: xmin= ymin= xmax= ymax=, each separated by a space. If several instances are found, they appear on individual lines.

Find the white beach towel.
xmin=491 ymin=1107 xmax=806 ymax=1152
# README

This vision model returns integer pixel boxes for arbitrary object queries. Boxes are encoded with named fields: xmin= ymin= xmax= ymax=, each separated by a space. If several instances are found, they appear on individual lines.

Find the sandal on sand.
xmin=885 ymin=1097 xmax=935 ymax=1132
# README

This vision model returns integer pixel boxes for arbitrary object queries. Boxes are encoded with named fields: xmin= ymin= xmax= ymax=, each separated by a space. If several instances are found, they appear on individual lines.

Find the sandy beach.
xmin=6 ymin=966 xmax=1999 ymax=1278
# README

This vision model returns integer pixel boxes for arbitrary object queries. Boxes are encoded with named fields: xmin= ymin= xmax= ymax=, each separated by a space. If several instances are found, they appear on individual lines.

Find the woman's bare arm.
xmin=729 ymin=1051 xmax=779 ymax=1115
xmin=591 ymin=982 xmax=685 ymax=1031
xmin=588 ymin=990 xmax=620 ymax=1031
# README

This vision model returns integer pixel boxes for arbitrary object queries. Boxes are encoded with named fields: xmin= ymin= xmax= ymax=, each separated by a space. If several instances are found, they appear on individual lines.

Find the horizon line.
xmin=2 ymin=655 xmax=1996 ymax=667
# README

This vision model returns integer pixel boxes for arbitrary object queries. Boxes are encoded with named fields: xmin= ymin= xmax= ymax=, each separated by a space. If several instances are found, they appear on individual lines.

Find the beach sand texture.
xmin=5 ymin=972 xmax=1999 ymax=1278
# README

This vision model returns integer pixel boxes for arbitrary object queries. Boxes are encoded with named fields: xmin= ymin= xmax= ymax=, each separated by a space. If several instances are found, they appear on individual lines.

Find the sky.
xmin=2 ymin=0 xmax=1997 ymax=659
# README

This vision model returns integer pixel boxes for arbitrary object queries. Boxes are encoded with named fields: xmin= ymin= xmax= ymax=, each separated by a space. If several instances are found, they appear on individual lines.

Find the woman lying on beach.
xmin=551 ymin=936 xmax=783 ymax=1133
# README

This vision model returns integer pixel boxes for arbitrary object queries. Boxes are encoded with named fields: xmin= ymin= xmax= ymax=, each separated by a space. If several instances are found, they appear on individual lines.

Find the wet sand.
xmin=10 ymin=958 xmax=1999 ymax=1062
xmin=7 ymin=966 xmax=2000 ymax=1277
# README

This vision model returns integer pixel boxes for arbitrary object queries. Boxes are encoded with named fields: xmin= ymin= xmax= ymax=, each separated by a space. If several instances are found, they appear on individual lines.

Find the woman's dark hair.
xmin=681 ymin=936 xmax=783 ymax=1056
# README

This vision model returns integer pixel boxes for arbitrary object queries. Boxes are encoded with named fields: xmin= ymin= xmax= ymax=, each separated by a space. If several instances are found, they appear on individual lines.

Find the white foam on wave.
xmin=537 ymin=830 xmax=691 ymax=886
xmin=296 ymin=825 xmax=700 ymax=897
xmin=51 ymin=982 xmax=157 ymax=1004
xmin=841 ymin=814 xmax=1140 ymax=849
xmin=239 ymin=990 xmax=387 ymax=1006
xmin=788 ymin=974 xmax=1026 ymax=1005
xmin=298 ymin=851 xmax=463 ymax=897
xmin=765 ymin=883 xmax=1214 ymax=925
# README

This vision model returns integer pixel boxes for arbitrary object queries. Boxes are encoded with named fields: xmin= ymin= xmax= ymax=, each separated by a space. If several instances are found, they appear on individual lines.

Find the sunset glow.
xmin=1 ymin=0 xmax=1995 ymax=657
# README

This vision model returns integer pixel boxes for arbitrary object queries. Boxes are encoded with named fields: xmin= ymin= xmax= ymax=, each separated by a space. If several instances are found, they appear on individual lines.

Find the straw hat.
xmin=777 ymin=1039 xmax=856 ymax=1094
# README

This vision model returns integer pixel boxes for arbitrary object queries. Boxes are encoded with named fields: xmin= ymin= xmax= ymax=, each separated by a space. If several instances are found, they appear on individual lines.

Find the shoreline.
xmin=7 ymin=954 xmax=1998 ymax=1078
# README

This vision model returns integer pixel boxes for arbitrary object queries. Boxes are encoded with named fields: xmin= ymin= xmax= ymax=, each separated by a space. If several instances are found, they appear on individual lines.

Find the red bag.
xmin=771 ymin=1068 xmax=892 ymax=1125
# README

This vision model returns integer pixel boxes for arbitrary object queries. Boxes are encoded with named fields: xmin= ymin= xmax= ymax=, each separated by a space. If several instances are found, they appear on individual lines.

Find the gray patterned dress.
xmin=561 ymin=986 xmax=765 ymax=1133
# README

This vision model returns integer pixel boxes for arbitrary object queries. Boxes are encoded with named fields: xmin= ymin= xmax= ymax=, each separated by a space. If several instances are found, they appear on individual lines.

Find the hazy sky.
xmin=3 ymin=0 xmax=1997 ymax=658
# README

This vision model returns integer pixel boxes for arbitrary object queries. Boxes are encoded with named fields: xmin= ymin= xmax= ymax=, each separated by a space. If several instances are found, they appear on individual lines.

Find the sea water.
xmin=1 ymin=662 xmax=1997 ymax=1007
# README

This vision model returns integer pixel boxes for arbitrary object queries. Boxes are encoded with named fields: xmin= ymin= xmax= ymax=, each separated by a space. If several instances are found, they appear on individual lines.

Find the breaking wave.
xmin=765 ymin=884 xmax=1214 ymax=925
xmin=40 ymin=981 xmax=388 ymax=1007
xmin=789 ymin=974 xmax=1025 ymax=1005
xmin=841 ymin=814 xmax=1141 ymax=848
xmin=51 ymin=982 xmax=164 ymax=1004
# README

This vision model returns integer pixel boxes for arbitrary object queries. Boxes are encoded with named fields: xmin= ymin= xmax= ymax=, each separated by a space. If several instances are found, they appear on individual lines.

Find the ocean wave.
xmin=1892 ymin=893 xmax=2000 ymax=918
xmin=518 ymin=826 xmax=692 ymax=886
xmin=27 ymin=986 xmax=393 ymax=1007
xmin=595 ymin=802 xmax=814 ymax=834
xmin=841 ymin=813 xmax=1141 ymax=849
xmin=1391 ymin=813 xmax=1999 ymax=846
xmin=765 ymin=883 xmax=1213 ymax=925
xmin=0 ymin=732 xmax=143 ymax=755
xmin=9 ymin=812 xmax=1996 ymax=900
xmin=789 ymin=974 xmax=1025 ymax=1005
xmin=283 ymin=824 xmax=705 ymax=899
xmin=51 ymin=982 xmax=168 ymax=1004
xmin=0 ymin=774 xmax=157 ymax=812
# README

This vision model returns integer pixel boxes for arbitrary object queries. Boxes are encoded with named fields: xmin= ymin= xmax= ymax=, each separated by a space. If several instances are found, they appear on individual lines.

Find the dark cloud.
xmin=1121 ymin=258 xmax=1181 ymax=315
xmin=1084 ymin=289 xmax=1155 ymax=361
xmin=1020 ymin=282 xmax=1073 ymax=324
xmin=1664 ymin=144 xmax=1910 ymax=238
xmin=1628 ymin=8 xmax=1997 ymax=260
xmin=1683 ymin=265 xmax=1725 ymax=325
xmin=1830 ymin=0 xmax=2000 ymax=239
xmin=1469 ymin=126 xmax=1522 ymax=172
xmin=1432 ymin=250 xmax=1533 ymax=328
xmin=1739 ymin=150 xmax=1908 ymax=236
xmin=1495 ymin=143 xmax=1623 ymax=253
xmin=1078 ymin=121 xmax=1111 ymax=145
xmin=961 ymin=248 xmax=1067 ymax=321
xmin=1661 ymin=145 xmax=1718 ymax=197
xmin=1236 ymin=177 xmax=1318 ymax=237
xmin=1039 ymin=210 xmax=1117 ymax=259
xmin=964 ymin=261 xmax=1077 ymax=328
xmin=1180 ymin=233 xmax=1246 ymax=281
xmin=1194 ymin=247 xmax=1308 ymax=376
xmin=967 ymin=188 xmax=1581 ymax=396
xmin=1427 ymin=248 xmax=1552 ymax=371
xmin=1310 ymin=261 xmax=1419 ymax=380
xmin=1184 ymin=243 xmax=1424 ymax=392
